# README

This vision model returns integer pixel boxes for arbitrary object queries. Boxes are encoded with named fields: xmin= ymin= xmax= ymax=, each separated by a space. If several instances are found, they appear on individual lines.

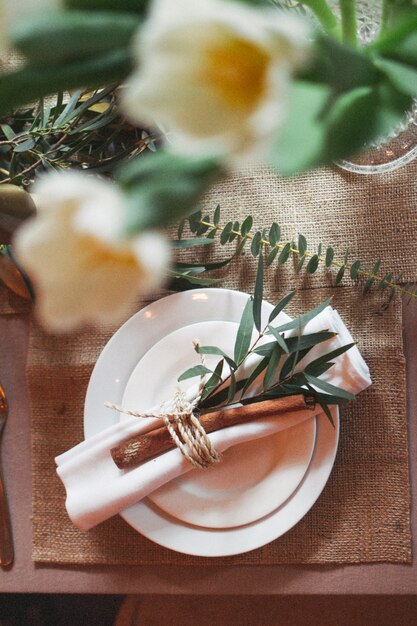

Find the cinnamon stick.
xmin=111 ymin=395 xmax=316 ymax=470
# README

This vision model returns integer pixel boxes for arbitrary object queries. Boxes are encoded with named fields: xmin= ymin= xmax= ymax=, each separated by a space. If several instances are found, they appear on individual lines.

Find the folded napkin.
xmin=56 ymin=306 xmax=371 ymax=531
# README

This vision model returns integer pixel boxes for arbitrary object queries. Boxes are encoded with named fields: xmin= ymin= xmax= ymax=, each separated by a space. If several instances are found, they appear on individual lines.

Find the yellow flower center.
xmin=202 ymin=36 xmax=269 ymax=111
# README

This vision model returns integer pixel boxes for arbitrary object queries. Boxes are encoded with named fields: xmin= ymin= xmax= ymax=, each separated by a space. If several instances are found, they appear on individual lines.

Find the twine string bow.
xmin=105 ymin=342 xmax=222 ymax=469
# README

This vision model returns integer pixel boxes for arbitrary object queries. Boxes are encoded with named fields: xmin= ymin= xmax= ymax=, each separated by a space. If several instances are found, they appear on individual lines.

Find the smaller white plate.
xmin=122 ymin=321 xmax=316 ymax=529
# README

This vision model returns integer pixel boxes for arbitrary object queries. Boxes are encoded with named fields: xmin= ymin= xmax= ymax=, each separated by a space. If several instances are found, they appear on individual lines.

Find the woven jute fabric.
xmin=26 ymin=161 xmax=413 ymax=564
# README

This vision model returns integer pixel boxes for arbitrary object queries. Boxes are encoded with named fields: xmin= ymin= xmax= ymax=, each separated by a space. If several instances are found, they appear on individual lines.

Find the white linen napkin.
xmin=56 ymin=306 xmax=371 ymax=531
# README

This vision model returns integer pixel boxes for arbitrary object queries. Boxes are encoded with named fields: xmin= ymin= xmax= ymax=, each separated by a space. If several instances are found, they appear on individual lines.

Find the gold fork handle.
xmin=0 ymin=461 xmax=14 ymax=566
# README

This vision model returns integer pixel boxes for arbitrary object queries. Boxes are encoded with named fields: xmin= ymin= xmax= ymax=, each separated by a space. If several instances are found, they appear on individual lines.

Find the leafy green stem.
xmin=197 ymin=218 xmax=417 ymax=302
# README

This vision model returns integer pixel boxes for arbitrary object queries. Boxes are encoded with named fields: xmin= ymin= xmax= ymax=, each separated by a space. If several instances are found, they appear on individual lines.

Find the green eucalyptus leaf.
xmin=240 ymin=356 xmax=270 ymax=398
xmin=200 ymin=359 xmax=224 ymax=403
xmin=267 ymin=327 xmax=289 ymax=353
xmin=178 ymin=365 xmax=213 ymax=382
xmin=269 ymin=298 xmax=332 ymax=334
xmin=263 ymin=343 xmax=284 ymax=390
xmin=11 ymin=12 xmax=141 ymax=68
xmin=241 ymin=215 xmax=253 ymax=237
xmin=335 ymin=265 xmax=346 ymax=285
xmin=226 ymin=370 xmax=237 ymax=404
xmin=253 ymin=253 xmax=264 ymax=332
xmin=172 ymin=238 xmax=215 ymax=249
xmin=297 ymin=254 xmax=306 ymax=273
xmin=269 ymin=222 xmax=280 ymax=247
xmin=298 ymin=234 xmax=307 ymax=255
xmin=13 ymin=138 xmax=36 ymax=153
xmin=266 ymin=246 xmax=279 ymax=266
xmin=195 ymin=345 xmax=237 ymax=370
xmin=213 ymin=204 xmax=221 ymax=225
xmin=234 ymin=297 xmax=254 ymax=365
xmin=278 ymin=242 xmax=291 ymax=264
xmin=306 ymin=254 xmax=319 ymax=274
xmin=120 ymin=152 xmax=223 ymax=232
xmin=325 ymin=246 xmax=334 ymax=267
xmin=220 ymin=221 xmax=233 ymax=245
xmin=251 ymin=231 xmax=262 ymax=257
xmin=350 ymin=259 xmax=361 ymax=280
xmin=305 ymin=343 xmax=355 ymax=373
xmin=268 ymin=290 xmax=296 ymax=323
xmin=65 ymin=0 xmax=149 ymax=13
xmin=0 ymin=49 xmax=131 ymax=115
xmin=304 ymin=373 xmax=355 ymax=401
xmin=268 ymin=81 xmax=330 ymax=175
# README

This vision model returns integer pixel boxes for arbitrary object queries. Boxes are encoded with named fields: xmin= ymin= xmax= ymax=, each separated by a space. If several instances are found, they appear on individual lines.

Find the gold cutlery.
xmin=0 ymin=383 xmax=13 ymax=566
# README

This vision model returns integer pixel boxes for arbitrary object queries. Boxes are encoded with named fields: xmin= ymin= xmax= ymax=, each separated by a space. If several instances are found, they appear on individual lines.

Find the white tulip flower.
xmin=14 ymin=172 xmax=170 ymax=332
xmin=121 ymin=0 xmax=310 ymax=162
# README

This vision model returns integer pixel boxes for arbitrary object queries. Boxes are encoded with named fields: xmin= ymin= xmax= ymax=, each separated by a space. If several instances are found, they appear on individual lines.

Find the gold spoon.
xmin=0 ymin=382 xmax=13 ymax=566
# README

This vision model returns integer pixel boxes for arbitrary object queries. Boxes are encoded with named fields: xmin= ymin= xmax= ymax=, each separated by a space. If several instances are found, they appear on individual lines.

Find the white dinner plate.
xmin=122 ymin=320 xmax=316 ymax=529
xmin=84 ymin=288 xmax=339 ymax=557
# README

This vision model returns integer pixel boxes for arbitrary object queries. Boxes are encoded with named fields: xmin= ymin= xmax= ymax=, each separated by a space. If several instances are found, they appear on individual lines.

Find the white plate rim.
xmin=84 ymin=288 xmax=339 ymax=557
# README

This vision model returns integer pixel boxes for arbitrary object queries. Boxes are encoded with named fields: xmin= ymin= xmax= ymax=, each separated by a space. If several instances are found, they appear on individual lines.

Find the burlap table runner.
xmin=24 ymin=161 xmax=414 ymax=564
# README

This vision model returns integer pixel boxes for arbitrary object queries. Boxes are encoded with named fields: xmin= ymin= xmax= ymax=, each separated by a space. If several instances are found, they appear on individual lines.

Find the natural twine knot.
xmin=105 ymin=341 xmax=222 ymax=470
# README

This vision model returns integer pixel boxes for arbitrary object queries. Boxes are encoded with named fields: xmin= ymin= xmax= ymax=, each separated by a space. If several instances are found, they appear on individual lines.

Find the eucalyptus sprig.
xmin=177 ymin=265 xmax=355 ymax=426
xmin=173 ymin=205 xmax=416 ymax=308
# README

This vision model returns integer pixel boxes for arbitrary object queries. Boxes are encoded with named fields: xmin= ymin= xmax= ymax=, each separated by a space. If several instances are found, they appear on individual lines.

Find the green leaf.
xmin=171 ymin=238 xmax=215 ymax=249
xmin=220 ymin=221 xmax=233 ymax=245
xmin=306 ymin=254 xmax=319 ymax=274
xmin=226 ymin=370 xmax=237 ymax=404
xmin=251 ymin=231 xmax=262 ymax=257
xmin=266 ymin=246 xmax=279 ymax=266
xmin=199 ymin=379 xmax=247 ymax=409
xmin=241 ymin=215 xmax=253 ymax=236
xmin=253 ymin=253 xmax=264 ymax=332
xmin=174 ymin=257 xmax=232 ymax=271
xmin=268 ymin=81 xmax=330 ymax=175
xmin=363 ymin=259 xmax=381 ymax=294
xmin=267 ymin=326 xmax=290 ymax=353
xmin=200 ymin=360 xmax=224 ymax=403
xmin=240 ymin=356 xmax=270 ymax=397
xmin=11 ymin=11 xmax=141 ymax=68
xmin=235 ymin=237 xmax=247 ymax=255
xmin=13 ymin=138 xmax=36 ymax=153
xmin=279 ymin=348 xmax=315 ymax=381
xmin=120 ymin=152 xmax=223 ymax=232
xmin=269 ymin=223 xmax=280 ymax=247
xmin=278 ymin=242 xmax=291 ymax=264
xmin=304 ymin=342 xmax=355 ymax=372
xmin=298 ymin=234 xmax=307 ymax=256
xmin=379 ymin=273 xmax=393 ymax=290
xmin=263 ymin=344 xmax=284 ymax=390
xmin=304 ymin=373 xmax=355 ymax=401
xmin=195 ymin=345 xmax=237 ymax=370
xmin=335 ymin=265 xmax=346 ymax=285
xmin=177 ymin=365 xmax=213 ymax=382
xmin=269 ymin=298 xmax=332 ymax=334
xmin=350 ymin=259 xmax=361 ymax=280
xmin=166 ymin=270 xmax=222 ymax=287
xmin=0 ymin=49 xmax=132 ymax=116
xmin=285 ymin=330 xmax=336 ymax=354
xmin=297 ymin=254 xmax=306 ymax=273
xmin=234 ymin=297 xmax=254 ymax=365
xmin=325 ymin=246 xmax=334 ymax=267
xmin=317 ymin=399 xmax=335 ymax=427
xmin=268 ymin=291 xmax=296 ymax=323
xmin=65 ymin=0 xmax=148 ymax=13
xmin=213 ymin=204 xmax=221 ymax=225
xmin=0 ymin=124 xmax=16 ymax=140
